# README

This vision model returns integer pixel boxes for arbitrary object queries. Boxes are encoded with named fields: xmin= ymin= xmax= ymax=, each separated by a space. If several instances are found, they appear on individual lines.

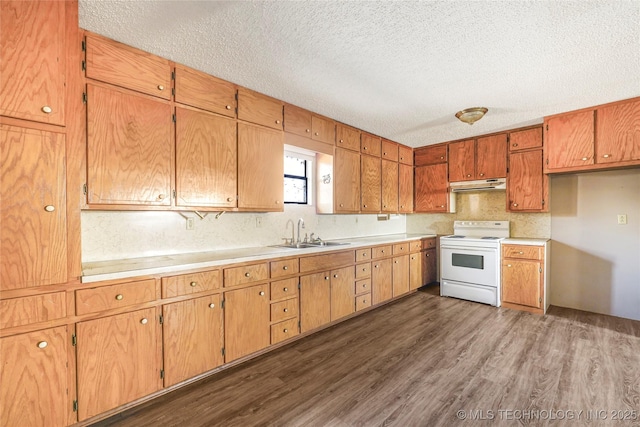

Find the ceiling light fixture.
xmin=455 ymin=107 xmax=488 ymax=125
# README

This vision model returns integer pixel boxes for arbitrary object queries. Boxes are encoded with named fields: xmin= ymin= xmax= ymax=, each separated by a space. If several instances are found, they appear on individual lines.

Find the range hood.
xmin=449 ymin=178 xmax=506 ymax=192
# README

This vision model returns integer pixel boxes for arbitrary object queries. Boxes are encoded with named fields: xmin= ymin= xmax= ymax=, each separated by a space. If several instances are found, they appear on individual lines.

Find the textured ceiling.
xmin=79 ymin=1 xmax=640 ymax=147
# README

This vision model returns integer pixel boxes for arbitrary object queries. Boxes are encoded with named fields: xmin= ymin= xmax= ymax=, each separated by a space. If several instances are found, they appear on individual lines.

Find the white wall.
xmin=550 ymin=169 xmax=640 ymax=321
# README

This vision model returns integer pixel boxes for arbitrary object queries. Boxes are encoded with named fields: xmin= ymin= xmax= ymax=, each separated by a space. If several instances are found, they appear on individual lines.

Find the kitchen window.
xmin=284 ymin=150 xmax=314 ymax=204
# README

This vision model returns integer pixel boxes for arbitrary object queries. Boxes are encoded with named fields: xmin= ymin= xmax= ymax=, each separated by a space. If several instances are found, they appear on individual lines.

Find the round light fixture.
xmin=455 ymin=107 xmax=488 ymax=125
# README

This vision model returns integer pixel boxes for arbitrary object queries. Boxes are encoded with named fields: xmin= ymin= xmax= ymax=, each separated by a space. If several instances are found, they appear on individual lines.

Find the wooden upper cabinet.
xmin=361 ymin=133 xmax=382 ymax=157
xmin=237 ymin=88 xmax=283 ymax=130
xmin=476 ymin=134 xmax=507 ymax=179
xmin=311 ymin=115 xmax=335 ymax=144
xmin=381 ymin=159 xmax=399 ymax=213
xmin=86 ymin=84 xmax=172 ymax=205
xmin=237 ymin=122 xmax=284 ymax=211
xmin=1 ymin=0 xmax=66 ymax=125
xmin=448 ymin=139 xmax=475 ymax=182
xmin=415 ymin=163 xmax=449 ymax=213
xmin=596 ymin=99 xmax=640 ymax=163
xmin=284 ymin=104 xmax=312 ymax=137
xmin=84 ymin=33 xmax=172 ymax=100
xmin=174 ymin=64 xmax=236 ymax=118
xmin=381 ymin=139 xmax=399 ymax=161
xmin=175 ymin=107 xmax=237 ymax=208
xmin=545 ymin=110 xmax=595 ymax=170
xmin=361 ymin=154 xmax=381 ymax=213
xmin=508 ymin=149 xmax=547 ymax=212
xmin=398 ymin=163 xmax=413 ymax=213
xmin=224 ymin=284 xmax=270 ymax=362
xmin=1 ymin=125 xmax=67 ymax=290
xmin=336 ymin=124 xmax=361 ymax=151
xmin=334 ymin=148 xmax=361 ymax=213
xmin=398 ymin=145 xmax=413 ymax=165
xmin=509 ymin=127 xmax=543 ymax=152
xmin=414 ymin=144 xmax=447 ymax=166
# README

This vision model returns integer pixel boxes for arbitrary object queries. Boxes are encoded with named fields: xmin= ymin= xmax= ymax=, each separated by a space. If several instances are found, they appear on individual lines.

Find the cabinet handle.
xmin=259 ymin=291 xmax=265 ymax=296
xmin=439 ymin=205 xmax=445 ymax=208
xmin=226 ymin=105 xmax=232 ymax=110
xmin=426 ymin=253 xmax=430 ymax=257
xmin=140 ymin=318 xmax=148 ymax=325
xmin=602 ymin=154 xmax=611 ymax=158
xmin=400 ymin=157 xmax=404 ymax=160
xmin=275 ymin=200 xmax=280 ymax=204
xmin=374 ymin=265 xmax=379 ymax=268
xmin=284 ymin=308 xmax=288 ymax=312
xmin=512 ymin=143 xmax=518 ymax=147
xmin=383 ymin=152 xmax=387 ymax=156
xmin=283 ymin=266 xmax=288 ymax=270
xmin=325 ymin=276 xmax=329 ymax=280
xmin=44 ymin=205 xmax=55 ymax=212
xmin=383 ymin=205 xmax=387 ymax=208
xmin=381 ymin=250 xmax=385 ymax=253
xmin=466 ymin=174 xmax=472 ymax=177
xmin=440 ymin=156 xmax=444 ymax=159
xmin=157 ymin=194 xmax=166 ymax=200
xmin=41 ymin=105 xmax=52 ymax=114
xmin=115 ymin=294 xmax=123 ymax=300
xmin=209 ymin=303 xmax=215 ymax=309
xmin=518 ymin=251 xmax=524 ymax=254
xmin=400 ymin=205 xmax=404 ymax=209
xmin=411 ymin=256 xmax=415 ymax=260
xmin=363 ymin=284 xmax=367 ymax=287
xmin=363 ymin=299 xmax=366 ymax=304
xmin=283 ymin=328 xmax=288 ymax=333
xmin=333 ymin=274 xmax=338 ymax=278
xmin=339 ymin=139 xmax=344 ymax=143
xmin=363 ymin=204 xmax=367 ymax=208
xmin=581 ymin=157 xmax=589 ymax=161
xmin=363 ymin=146 xmax=368 ymax=150
xmin=314 ymin=132 xmax=319 ymax=136
xmin=245 ymin=272 xmax=251 ymax=277
xmin=340 ymin=203 xmax=344 ymax=207
xmin=190 ymin=281 xmax=197 ymax=287
xmin=479 ymin=173 xmax=485 ymax=177
xmin=157 ymin=85 xmax=164 ymax=90
xmin=362 ymin=267 xmax=367 ymax=271
xmin=275 ymin=119 xmax=281 ymax=124
xmin=394 ymin=260 xmax=398 ymax=264
xmin=227 ymin=197 xmax=234 ymax=202
xmin=306 ymin=129 xmax=311 ymax=133
xmin=283 ymin=287 xmax=288 ymax=292
xmin=512 ymin=203 xmax=519 ymax=207
xmin=37 ymin=341 xmax=48 ymax=349
xmin=507 ymin=264 xmax=512 ymax=268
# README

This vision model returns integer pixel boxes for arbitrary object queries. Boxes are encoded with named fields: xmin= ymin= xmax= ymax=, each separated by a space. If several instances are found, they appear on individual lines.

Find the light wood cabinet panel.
xmin=270 ymin=278 xmax=299 ymax=302
xmin=76 ymin=279 xmax=156 ymax=316
xmin=334 ymin=148 xmax=361 ymax=213
xmin=502 ymin=260 xmax=542 ymax=309
xmin=393 ymin=243 xmax=409 ymax=255
xmin=503 ymin=245 xmax=543 ymax=260
xmin=422 ymin=237 xmax=436 ymax=249
xmin=237 ymin=88 xmax=283 ymax=130
xmin=381 ymin=139 xmax=399 ymax=161
xmin=300 ymin=271 xmax=331 ymax=333
xmin=381 ymin=159 xmax=399 ymax=213
xmin=161 ymin=270 xmax=221 ymax=298
xmin=1 ymin=0 xmax=66 ymax=125
xmin=270 ymin=258 xmax=299 ymax=279
xmin=355 ymin=278 xmax=371 ymax=295
xmin=372 ymin=258 xmax=392 ymax=305
xmin=509 ymin=127 xmax=543 ymax=152
xmin=545 ymin=111 xmax=594 ymax=169
xmin=86 ymin=84 xmax=172 ymax=205
xmin=398 ymin=163 xmax=413 ymax=213
xmin=0 ymin=326 xmax=68 ymax=427
xmin=330 ymin=266 xmax=355 ymax=321
xmin=300 ymin=250 xmax=354 ymax=273
xmin=414 ymin=144 xmax=447 ymax=166
xmin=392 ymin=255 xmax=410 ymax=297
xmin=224 ymin=284 xmax=270 ymax=362
xmin=422 ymin=248 xmax=437 ymax=285
xmin=77 ymin=307 xmax=161 ymax=421
xmin=174 ymin=64 xmax=236 ymax=117
xmin=356 ymin=248 xmax=371 ymax=262
xmin=409 ymin=253 xmax=422 ymax=290
xmin=596 ymin=99 xmax=640 ymax=163
xmin=355 ymin=293 xmax=372 ymax=311
xmin=356 ymin=263 xmax=371 ymax=281
xmin=336 ymin=124 xmax=360 ymax=151
xmin=284 ymin=104 xmax=312 ymax=137
xmin=361 ymin=133 xmax=381 ymax=157
xmin=361 ymin=154 xmax=381 ymax=212
xmin=271 ymin=317 xmax=299 ymax=344
xmin=508 ymin=149 xmax=547 ymax=212
xmin=372 ymin=245 xmax=392 ymax=259
xmin=398 ymin=145 xmax=413 ymax=165
xmin=175 ymin=107 xmax=237 ymax=208
xmin=270 ymin=298 xmax=298 ymax=323
xmin=448 ymin=139 xmax=475 ymax=182
xmin=162 ymin=294 xmax=223 ymax=387
xmin=0 ymin=292 xmax=66 ymax=329
xmin=311 ymin=115 xmax=335 ymax=144
xmin=476 ymin=134 xmax=507 ymax=178
xmin=414 ymin=163 xmax=449 ymax=212
xmin=1 ymin=125 xmax=67 ymax=290
xmin=237 ymin=122 xmax=284 ymax=210
xmin=224 ymin=262 xmax=269 ymax=287
xmin=84 ymin=33 xmax=171 ymax=100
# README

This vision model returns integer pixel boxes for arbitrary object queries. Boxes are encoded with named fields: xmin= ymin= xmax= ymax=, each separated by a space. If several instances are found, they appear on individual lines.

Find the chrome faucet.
xmin=297 ymin=218 xmax=305 ymax=244
xmin=285 ymin=219 xmax=295 ymax=245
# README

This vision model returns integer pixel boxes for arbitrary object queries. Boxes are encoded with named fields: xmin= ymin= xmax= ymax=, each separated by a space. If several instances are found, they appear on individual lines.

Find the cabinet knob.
xmin=374 ymin=265 xmax=379 ymax=268
xmin=284 ymin=308 xmax=288 ymax=312
xmin=394 ymin=260 xmax=398 ymax=264
xmin=426 ymin=253 xmax=430 ymax=257
xmin=41 ymin=106 xmax=52 ymax=114
xmin=411 ymin=256 xmax=415 ymax=260
xmin=339 ymin=139 xmax=344 ymax=143
xmin=512 ymin=143 xmax=518 ymax=147
xmin=190 ymin=281 xmax=197 ymax=287
xmin=209 ymin=303 xmax=215 ymax=309
xmin=383 ymin=205 xmax=387 ymax=208
xmin=245 ymin=272 xmax=251 ymax=277
xmin=507 ymin=264 xmax=512 ymax=268
xmin=400 ymin=205 xmax=404 ymax=208
xmin=602 ymin=154 xmax=611 ymax=158
xmin=439 ymin=205 xmax=445 ymax=208
xmin=37 ymin=341 xmax=48 ymax=349
xmin=383 ymin=152 xmax=387 ymax=156
xmin=275 ymin=119 xmax=281 ymax=124
xmin=314 ymin=132 xmax=319 ymax=136
xmin=340 ymin=203 xmax=344 ymax=207
xmin=275 ymin=200 xmax=280 ymax=204
xmin=283 ymin=328 xmax=288 ymax=333
xmin=227 ymin=197 xmax=234 ymax=202
xmin=259 ymin=291 xmax=265 ymax=296
xmin=44 ymin=205 xmax=55 ymax=212
xmin=306 ymin=129 xmax=310 ymax=133
xmin=400 ymin=157 xmax=404 ymax=160
xmin=283 ymin=287 xmax=288 ymax=292
xmin=362 ymin=267 xmax=367 ymax=271
xmin=363 ymin=299 xmax=366 ymax=304
xmin=115 ymin=294 xmax=123 ymax=300
xmin=140 ymin=318 xmax=148 ymax=325
xmin=512 ymin=203 xmax=519 ymax=207
xmin=479 ymin=173 xmax=485 ymax=177
xmin=226 ymin=105 xmax=232 ymax=110
xmin=363 ymin=146 xmax=368 ymax=150
xmin=158 ymin=85 xmax=166 ymax=91
xmin=363 ymin=283 xmax=367 ymax=287
xmin=518 ymin=251 xmax=524 ymax=254
xmin=440 ymin=156 xmax=444 ymax=159
xmin=283 ymin=266 xmax=288 ymax=270
xmin=324 ymin=276 xmax=329 ymax=280
xmin=466 ymin=174 xmax=472 ymax=177
xmin=157 ymin=194 xmax=166 ymax=200
xmin=381 ymin=250 xmax=385 ymax=253
xmin=333 ymin=274 xmax=338 ymax=278
xmin=581 ymin=157 xmax=589 ymax=161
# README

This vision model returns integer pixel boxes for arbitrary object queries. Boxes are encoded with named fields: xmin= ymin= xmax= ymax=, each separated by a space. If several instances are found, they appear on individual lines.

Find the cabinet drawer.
xmin=410 ymin=240 xmax=422 ymax=252
xmin=162 ymin=270 xmax=221 ymax=298
xmin=502 ymin=245 xmax=543 ymax=260
xmin=270 ymin=258 xmax=299 ymax=279
xmin=393 ymin=243 xmax=409 ymax=255
xmin=270 ymin=278 xmax=299 ymax=301
xmin=224 ymin=263 xmax=269 ymax=287
xmin=398 ymin=145 xmax=413 ymax=165
xmin=237 ymin=88 xmax=283 ymax=130
xmin=0 ymin=292 xmax=66 ymax=329
xmin=174 ymin=64 xmax=236 ymax=117
xmin=372 ymin=245 xmax=392 ymax=259
xmin=356 ymin=248 xmax=371 ymax=262
xmin=270 ymin=298 xmax=298 ymax=323
xmin=422 ymin=238 xmax=436 ymax=249
xmin=355 ymin=293 xmax=372 ymax=311
xmin=355 ymin=279 xmax=371 ymax=295
xmin=76 ymin=279 xmax=156 ymax=315
xmin=271 ymin=317 xmax=299 ymax=345
xmin=299 ymin=251 xmax=355 ymax=273
xmin=355 ymin=263 xmax=371 ymax=279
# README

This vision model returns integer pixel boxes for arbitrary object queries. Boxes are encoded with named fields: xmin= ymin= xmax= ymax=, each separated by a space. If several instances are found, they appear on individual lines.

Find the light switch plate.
xmin=617 ymin=214 xmax=627 ymax=225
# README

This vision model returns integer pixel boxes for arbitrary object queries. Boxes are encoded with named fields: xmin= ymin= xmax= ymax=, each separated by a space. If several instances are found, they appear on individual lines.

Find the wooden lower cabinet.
xmin=422 ymin=248 xmax=437 ymax=286
xmin=76 ymin=307 xmax=162 ymax=421
xmin=0 ymin=326 xmax=69 ymax=427
xmin=300 ymin=271 xmax=331 ymax=332
xmin=409 ymin=252 xmax=422 ymax=290
xmin=501 ymin=244 xmax=545 ymax=314
xmin=162 ymin=294 xmax=224 ymax=387
xmin=224 ymin=284 xmax=270 ymax=362
xmin=392 ymin=255 xmax=409 ymax=296
xmin=330 ymin=266 xmax=356 ymax=321
xmin=371 ymin=258 xmax=393 ymax=304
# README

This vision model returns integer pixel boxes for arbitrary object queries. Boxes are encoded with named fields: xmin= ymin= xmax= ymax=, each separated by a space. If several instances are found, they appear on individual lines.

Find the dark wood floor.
xmin=94 ymin=286 xmax=640 ymax=427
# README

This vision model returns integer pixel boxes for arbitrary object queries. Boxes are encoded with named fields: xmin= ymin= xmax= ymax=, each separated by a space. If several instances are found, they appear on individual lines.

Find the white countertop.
xmin=81 ymin=233 xmax=437 ymax=283
xmin=502 ymin=237 xmax=550 ymax=245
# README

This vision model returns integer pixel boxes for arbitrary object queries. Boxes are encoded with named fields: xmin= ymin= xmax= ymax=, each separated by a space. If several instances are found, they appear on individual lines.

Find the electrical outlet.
xmin=186 ymin=217 xmax=194 ymax=230
xmin=255 ymin=216 xmax=262 ymax=228
xmin=617 ymin=214 xmax=627 ymax=225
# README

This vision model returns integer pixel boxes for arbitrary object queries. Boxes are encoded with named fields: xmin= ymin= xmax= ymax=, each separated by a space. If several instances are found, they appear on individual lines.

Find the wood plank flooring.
xmin=93 ymin=286 xmax=640 ymax=427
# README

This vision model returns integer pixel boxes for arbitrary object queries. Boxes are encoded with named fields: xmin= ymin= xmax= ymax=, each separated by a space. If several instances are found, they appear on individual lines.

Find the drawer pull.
xmin=362 ymin=283 xmax=367 ymax=287
xmin=362 ymin=299 xmax=366 ymax=304
xmin=283 ymin=266 xmax=288 ymax=270
xmin=283 ymin=328 xmax=288 ymax=333
xmin=226 ymin=105 xmax=232 ymax=110
xmin=426 ymin=253 xmax=430 ymax=257
xmin=479 ymin=173 xmax=485 ymax=177
xmin=333 ymin=274 xmax=338 ymax=278
xmin=190 ymin=281 xmax=197 ymax=287
xmin=283 ymin=287 xmax=288 ymax=292
xmin=518 ymin=251 xmax=524 ymax=254
xmin=306 ymin=129 xmax=311 ymax=133
xmin=602 ymin=154 xmax=611 ymax=158
xmin=363 ymin=204 xmax=367 ymax=208
xmin=37 ymin=341 xmax=48 ymax=349
xmin=325 ymin=276 xmax=329 ymax=280
xmin=209 ymin=303 xmax=215 ymax=309
xmin=581 ymin=157 xmax=589 ymax=161
xmin=259 ymin=291 xmax=265 ymax=296
xmin=394 ymin=260 xmax=398 ymax=264
xmin=339 ymin=139 xmax=344 ymax=143
xmin=507 ymin=264 xmax=512 ymax=268
xmin=157 ymin=85 xmax=164 ymax=90
xmin=227 ymin=197 xmax=234 ymax=202
xmin=340 ymin=203 xmax=344 ymax=207
xmin=314 ymin=132 xmax=319 ymax=136
xmin=466 ymin=174 xmax=472 ymax=177
xmin=374 ymin=265 xmax=379 ymax=268
xmin=283 ymin=308 xmax=288 ymax=313
xmin=512 ymin=143 xmax=518 ymax=147
xmin=512 ymin=203 xmax=518 ymax=207
xmin=41 ymin=105 xmax=52 ymax=114
xmin=362 ymin=267 xmax=367 ymax=271
xmin=245 ymin=272 xmax=251 ymax=277
xmin=411 ymin=256 xmax=415 ymax=260
xmin=115 ymin=294 xmax=123 ymax=300
xmin=275 ymin=119 xmax=281 ymax=124
xmin=362 ymin=253 xmax=367 ymax=257
xmin=140 ymin=318 xmax=148 ymax=325
xmin=44 ymin=205 xmax=55 ymax=212
xmin=157 ymin=194 xmax=166 ymax=200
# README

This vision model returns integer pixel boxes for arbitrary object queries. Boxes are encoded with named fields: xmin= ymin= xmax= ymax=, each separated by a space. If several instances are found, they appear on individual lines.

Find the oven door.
xmin=440 ymin=245 xmax=499 ymax=287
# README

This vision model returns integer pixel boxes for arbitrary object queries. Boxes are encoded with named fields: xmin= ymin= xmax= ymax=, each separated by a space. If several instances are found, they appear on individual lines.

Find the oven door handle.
xmin=441 ymin=246 xmax=497 ymax=253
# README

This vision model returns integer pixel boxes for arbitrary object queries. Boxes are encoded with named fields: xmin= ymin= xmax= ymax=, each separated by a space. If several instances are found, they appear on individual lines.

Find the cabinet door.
xmin=372 ymin=258 xmax=393 ymax=304
xmin=508 ymin=149 xmax=546 ymax=212
xmin=1 ymin=125 xmax=67 ymax=290
xmin=545 ymin=111 xmax=594 ymax=169
xmin=476 ymin=134 xmax=507 ymax=178
xmin=284 ymin=104 xmax=312 ymax=137
xmin=0 ymin=0 xmax=66 ymax=125
xmin=361 ymin=133 xmax=381 ymax=157
xmin=174 ymin=64 xmax=236 ymax=117
xmin=381 ymin=159 xmax=399 ymax=213
xmin=381 ymin=139 xmax=399 ymax=161
xmin=448 ymin=139 xmax=475 ymax=181
xmin=163 ymin=294 xmax=224 ymax=387
xmin=414 ymin=144 xmax=447 ymax=166
xmin=409 ymin=253 xmax=422 ymax=290
xmin=596 ymin=99 xmax=640 ymax=163
xmin=361 ymin=154 xmax=381 ymax=213
xmin=398 ymin=163 xmax=413 ymax=213
xmin=224 ymin=284 xmax=270 ymax=362
xmin=415 ymin=163 xmax=449 ymax=212
xmin=336 ymin=124 xmax=360 ymax=151
xmin=0 ymin=326 xmax=68 ymax=427
xmin=392 ymin=255 xmax=410 ymax=296
xmin=502 ymin=260 xmax=542 ymax=308
xmin=237 ymin=122 xmax=284 ymax=210
xmin=87 ymin=84 xmax=172 ymax=205
xmin=311 ymin=115 xmax=335 ymax=144
xmin=398 ymin=145 xmax=413 ymax=165
xmin=175 ymin=107 xmax=237 ymax=208
xmin=335 ymin=148 xmax=360 ymax=213
xmin=237 ymin=88 xmax=283 ymax=130
xmin=77 ymin=308 xmax=161 ymax=421
xmin=330 ymin=266 xmax=355 ymax=321
xmin=300 ymin=272 xmax=331 ymax=332
xmin=422 ymin=248 xmax=437 ymax=285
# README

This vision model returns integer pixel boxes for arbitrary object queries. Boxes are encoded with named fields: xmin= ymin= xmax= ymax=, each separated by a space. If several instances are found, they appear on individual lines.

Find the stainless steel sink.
xmin=271 ymin=241 xmax=350 ymax=249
